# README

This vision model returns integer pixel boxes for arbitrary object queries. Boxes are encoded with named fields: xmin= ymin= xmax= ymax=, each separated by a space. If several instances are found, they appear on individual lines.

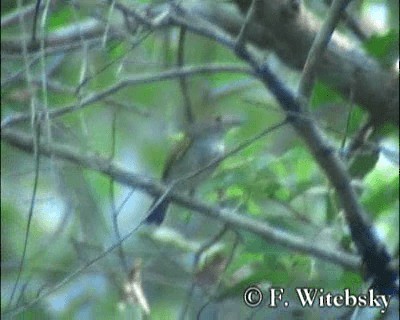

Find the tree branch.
xmin=1 ymin=64 xmax=253 ymax=129
xmin=166 ymin=6 xmax=398 ymax=294
xmin=1 ymin=128 xmax=360 ymax=271
xmin=298 ymin=0 xmax=352 ymax=102
xmin=183 ymin=0 xmax=398 ymax=125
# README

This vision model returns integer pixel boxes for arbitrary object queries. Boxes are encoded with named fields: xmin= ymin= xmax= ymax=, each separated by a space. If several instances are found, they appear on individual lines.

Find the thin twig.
xmin=177 ymin=27 xmax=194 ymax=123
xmin=323 ymin=0 xmax=368 ymax=41
xmin=7 ymin=128 xmax=41 ymax=309
xmin=298 ymin=0 xmax=352 ymax=103
xmin=340 ymin=86 xmax=355 ymax=153
xmin=4 ymin=215 xmax=144 ymax=318
xmin=1 ymin=128 xmax=360 ymax=273
xmin=179 ymin=225 xmax=228 ymax=320
xmin=1 ymin=2 xmax=44 ymax=28
xmin=109 ymin=111 xmax=130 ymax=275
xmin=1 ymin=19 xmax=112 ymax=54
xmin=1 ymin=64 xmax=253 ymax=129
xmin=235 ymin=0 xmax=261 ymax=48
xmin=168 ymin=5 xmax=398 ymax=294
xmin=8 ymin=0 xmax=41 ymax=308
xmin=31 ymin=0 xmax=42 ymax=42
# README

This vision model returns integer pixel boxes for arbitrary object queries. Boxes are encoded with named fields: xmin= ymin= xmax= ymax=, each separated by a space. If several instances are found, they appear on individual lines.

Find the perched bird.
xmin=145 ymin=116 xmax=242 ymax=225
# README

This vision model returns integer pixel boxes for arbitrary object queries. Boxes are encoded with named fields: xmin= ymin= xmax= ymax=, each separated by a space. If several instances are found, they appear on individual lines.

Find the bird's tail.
xmin=145 ymin=199 xmax=170 ymax=225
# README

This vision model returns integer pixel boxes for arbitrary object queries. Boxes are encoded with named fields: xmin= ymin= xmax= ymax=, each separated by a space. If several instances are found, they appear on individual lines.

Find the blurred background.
xmin=1 ymin=0 xmax=398 ymax=319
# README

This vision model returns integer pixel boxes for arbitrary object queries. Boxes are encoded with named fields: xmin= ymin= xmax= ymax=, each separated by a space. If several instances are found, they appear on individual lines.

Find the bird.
xmin=145 ymin=115 xmax=242 ymax=225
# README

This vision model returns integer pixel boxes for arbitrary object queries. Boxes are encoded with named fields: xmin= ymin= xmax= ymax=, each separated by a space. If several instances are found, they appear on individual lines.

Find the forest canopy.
xmin=1 ymin=0 xmax=399 ymax=319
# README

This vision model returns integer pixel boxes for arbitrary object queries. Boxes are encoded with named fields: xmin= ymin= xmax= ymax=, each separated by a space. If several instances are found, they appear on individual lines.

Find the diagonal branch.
xmin=1 ymin=64 xmax=253 ymax=129
xmin=298 ymin=0 xmax=352 ymax=102
xmin=1 ymin=128 xmax=360 ymax=272
xmin=181 ymin=0 xmax=398 ymax=125
xmin=166 ymin=6 xmax=398 ymax=294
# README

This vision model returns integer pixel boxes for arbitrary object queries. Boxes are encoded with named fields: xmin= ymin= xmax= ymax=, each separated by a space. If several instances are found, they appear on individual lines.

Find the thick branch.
xmin=183 ymin=1 xmax=399 ymax=125
xmin=165 ymin=8 xmax=397 ymax=294
xmin=1 ymin=128 xmax=360 ymax=271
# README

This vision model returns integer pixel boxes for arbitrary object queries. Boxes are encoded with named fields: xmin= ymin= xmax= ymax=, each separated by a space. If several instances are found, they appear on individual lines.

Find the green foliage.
xmin=340 ymin=272 xmax=363 ymax=292
xmin=1 ymin=0 xmax=398 ymax=318
xmin=46 ymin=4 xmax=74 ymax=31
xmin=348 ymin=149 xmax=380 ymax=178
xmin=363 ymin=30 xmax=399 ymax=68
xmin=362 ymin=170 xmax=399 ymax=218
xmin=311 ymin=82 xmax=343 ymax=109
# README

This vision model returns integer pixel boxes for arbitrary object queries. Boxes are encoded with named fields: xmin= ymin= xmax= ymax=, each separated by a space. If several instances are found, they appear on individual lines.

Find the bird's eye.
xmin=215 ymin=115 xmax=222 ymax=123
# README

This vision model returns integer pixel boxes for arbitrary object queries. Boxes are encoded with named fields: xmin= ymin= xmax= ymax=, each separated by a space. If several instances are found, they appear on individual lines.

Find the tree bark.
xmin=184 ymin=0 xmax=399 ymax=126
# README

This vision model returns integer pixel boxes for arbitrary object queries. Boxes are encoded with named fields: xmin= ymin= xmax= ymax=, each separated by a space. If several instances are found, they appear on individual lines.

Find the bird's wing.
xmin=162 ymin=134 xmax=192 ymax=181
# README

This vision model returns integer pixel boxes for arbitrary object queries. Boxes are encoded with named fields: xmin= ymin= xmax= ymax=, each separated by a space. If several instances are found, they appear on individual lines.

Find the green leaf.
xmin=362 ymin=174 xmax=399 ymax=217
xmin=310 ymin=82 xmax=343 ymax=108
xmin=363 ymin=30 xmax=399 ymax=67
xmin=348 ymin=150 xmax=379 ymax=178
